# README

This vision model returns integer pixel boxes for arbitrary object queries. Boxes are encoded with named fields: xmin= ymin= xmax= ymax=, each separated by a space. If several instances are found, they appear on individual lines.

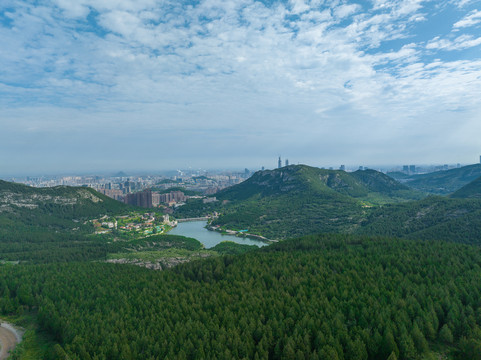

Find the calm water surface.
xmin=169 ymin=221 xmax=268 ymax=249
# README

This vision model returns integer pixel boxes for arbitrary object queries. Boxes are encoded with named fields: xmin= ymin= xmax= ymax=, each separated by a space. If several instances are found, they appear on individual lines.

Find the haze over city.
xmin=1 ymin=0 xmax=481 ymax=175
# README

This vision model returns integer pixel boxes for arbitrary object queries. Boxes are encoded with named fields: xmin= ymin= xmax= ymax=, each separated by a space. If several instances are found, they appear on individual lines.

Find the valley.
xmin=2 ymin=164 xmax=481 ymax=359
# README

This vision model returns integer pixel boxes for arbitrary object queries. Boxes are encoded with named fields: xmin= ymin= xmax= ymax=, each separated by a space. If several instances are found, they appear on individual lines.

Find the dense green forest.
xmin=451 ymin=176 xmax=481 ymax=199
xmin=3 ymin=235 xmax=481 ymax=359
xmin=357 ymin=196 xmax=481 ymax=245
xmin=3 ymin=175 xmax=481 ymax=359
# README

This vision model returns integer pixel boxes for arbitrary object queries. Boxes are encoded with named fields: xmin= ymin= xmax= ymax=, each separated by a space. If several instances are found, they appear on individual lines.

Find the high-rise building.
xmin=409 ymin=165 xmax=416 ymax=174
xmin=152 ymin=193 xmax=160 ymax=207
xmin=285 ymin=159 xmax=289 ymax=166
xmin=403 ymin=165 xmax=409 ymax=173
xmin=443 ymin=164 xmax=449 ymax=170
xmin=159 ymin=191 xmax=186 ymax=204
xmin=340 ymin=165 xmax=346 ymax=171
xmin=124 ymin=189 xmax=153 ymax=208
xmin=278 ymin=156 xmax=282 ymax=169
xmin=261 ymin=166 xmax=265 ymax=171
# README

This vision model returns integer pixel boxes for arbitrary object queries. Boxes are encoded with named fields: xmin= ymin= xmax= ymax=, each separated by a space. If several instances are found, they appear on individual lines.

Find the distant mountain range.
xmin=4 ymin=164 xmax=481 ymax=246
xmin=388 ymin=163 xmax=481 ymax=194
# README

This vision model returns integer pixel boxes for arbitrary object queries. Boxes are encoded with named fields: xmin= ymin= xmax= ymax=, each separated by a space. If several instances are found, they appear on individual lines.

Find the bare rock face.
xmin=0 ymin=184 xmax=103 ymax=213
xmin=105 ymin=256 xmax=206 ymax=270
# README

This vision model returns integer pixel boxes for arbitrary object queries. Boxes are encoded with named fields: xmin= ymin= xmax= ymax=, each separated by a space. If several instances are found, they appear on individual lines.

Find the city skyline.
xmin=1 ymin=0 xmax=481 ymax=174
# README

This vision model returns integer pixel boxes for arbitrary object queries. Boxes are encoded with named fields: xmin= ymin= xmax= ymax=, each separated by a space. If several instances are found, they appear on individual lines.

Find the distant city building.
xmin=124 ymin=189 xmax=153 ymax=208
xmin=278 ymin=156 xmax=282 ymax=169
xmin=98 ymin=189 xmax=124 ymax=202
xmin=152 ymin=193 xmax=161 ymax=207
xmin=340 ymin=165 xmax=345 ymax=171
xmin=285 ymin=159 xmax=289 ymax=166
xmin=261 ymin=166 xmax=265 ymax=171
xmin=403 ymin=165 xmax=409 ymax=173
xmin=160 ymin=191 xmax=186 ymax=204
xmin=457 ymin=163 xmax=461 ymax=168
xmin=479 ymin=155 xmax=481 ymax=164
xmin=359 ymin=166 xmax=364 ymax=171
xmin=443 ymin=164 xmax=449 ymax=170
xmin=409 ymin=165 xmax=416 ymax=174
xmin=329 ymin=167 xmax=333 ymax=170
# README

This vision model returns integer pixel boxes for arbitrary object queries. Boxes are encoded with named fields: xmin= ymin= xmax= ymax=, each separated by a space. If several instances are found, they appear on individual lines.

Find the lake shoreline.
xmin=205 ymin=224 xmax=276 ymax=243
xmin=169 ymin=220 xmax=269 ymax=248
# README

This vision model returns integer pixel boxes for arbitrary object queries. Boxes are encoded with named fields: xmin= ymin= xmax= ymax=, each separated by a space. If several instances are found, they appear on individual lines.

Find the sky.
xmin=1 ymin=0 xmax=481 ymax=175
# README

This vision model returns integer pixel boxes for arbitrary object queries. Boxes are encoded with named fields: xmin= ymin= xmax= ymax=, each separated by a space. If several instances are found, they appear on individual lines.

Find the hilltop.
xmin=0 ymin=179 xmax=127 ymax=218
xmin=176 ymin=165 xmax=481 ymax=244
xmin=216 ymin=165 xmax=420 ymax=202
xmin=450 ymin=176 xmax=481 ymax=199
xmin=0 ymin=180 xmax=130 ymax=262
xmin=388 ymin=163 xmax=481 ymax=194
xmin=176 ymin=165 xmax=423 ymax=239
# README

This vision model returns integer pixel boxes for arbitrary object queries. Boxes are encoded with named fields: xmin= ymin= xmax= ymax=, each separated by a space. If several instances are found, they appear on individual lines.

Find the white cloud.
xmin=1 ymin=0 xmax=481 ymax=171
xmin=289 ymin=0 xmax=310 ymax=14
xmin=333 ymin=4 xmax=361 ymax=19
xmin=454 ymin=9 xmax=481 ymax=28
xmin=427 ymin=34 xmax=481 ymax=50
xmin=452 ymin=0 xmax=474 ymax=8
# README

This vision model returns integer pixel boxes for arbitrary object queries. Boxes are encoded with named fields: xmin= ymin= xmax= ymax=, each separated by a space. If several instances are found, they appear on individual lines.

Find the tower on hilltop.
xmin=278 ymin=156 xmax=282 ymax=169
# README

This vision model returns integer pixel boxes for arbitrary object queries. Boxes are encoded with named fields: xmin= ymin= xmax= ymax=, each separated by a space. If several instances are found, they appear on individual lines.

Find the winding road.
xmin=0 ymin=322 xmax=22 ymax=360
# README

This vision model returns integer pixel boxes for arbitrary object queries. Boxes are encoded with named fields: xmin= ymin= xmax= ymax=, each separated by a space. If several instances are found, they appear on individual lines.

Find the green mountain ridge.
xmin=388 ymin=164 xmax=481 ymax=194
xmin=0 ymin=179 xmax=127 ymax=218
xmin=0 ymin=180 xmax=132 ymax=263
xmin=216 ymin=165 xmax=420 ymax=202
xmin=176 ymin=165 xmax=481 ymax=244
xmin=450 ymin=176 xmax=481 ymax=199
xmin=176 ymin=165 xmax=423 ymax=239
xmin=358 ymin=196 xmax=481 ymax=244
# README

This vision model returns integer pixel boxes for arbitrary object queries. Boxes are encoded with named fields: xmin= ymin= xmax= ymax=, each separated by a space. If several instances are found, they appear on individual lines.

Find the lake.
xmin=169 ymin=221 xmax=268 ymax=249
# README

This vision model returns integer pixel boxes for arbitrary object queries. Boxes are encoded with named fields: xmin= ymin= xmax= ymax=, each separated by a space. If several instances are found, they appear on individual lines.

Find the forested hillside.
xmin=175 ymin=165 xmax=423 ymax=239
xmin=0 ymin=180 xmax=130 ymax=262
xmin=357 ymin=196 xmax=481 ymax=244
xmin=388 ymin=164 xmax=481 ymax=194
xmin=451 ymin=176 xmax=481 ymax=199
xmin=2 ymin=235 xmax=481 ymax=359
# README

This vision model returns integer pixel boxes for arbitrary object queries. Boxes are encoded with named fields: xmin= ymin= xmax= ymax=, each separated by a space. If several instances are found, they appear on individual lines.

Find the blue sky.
xmin=1 ymin=0 xmax=481 ymax=175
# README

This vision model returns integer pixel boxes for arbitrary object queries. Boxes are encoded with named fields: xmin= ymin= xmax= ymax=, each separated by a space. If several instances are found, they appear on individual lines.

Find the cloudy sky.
xmin=1 ymin=0 xmax=481 ymax=174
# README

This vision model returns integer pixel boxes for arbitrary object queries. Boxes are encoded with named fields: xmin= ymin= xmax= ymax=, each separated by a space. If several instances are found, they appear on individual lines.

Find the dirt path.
xmin=0 ymin=322 xmax=22 ymax=360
